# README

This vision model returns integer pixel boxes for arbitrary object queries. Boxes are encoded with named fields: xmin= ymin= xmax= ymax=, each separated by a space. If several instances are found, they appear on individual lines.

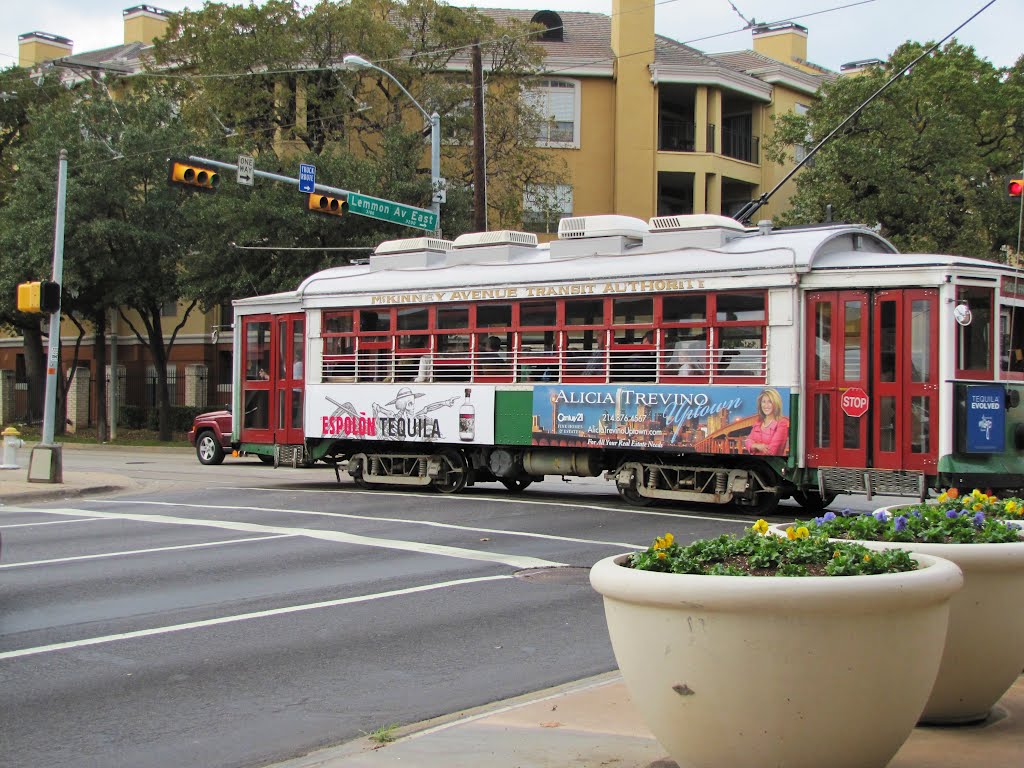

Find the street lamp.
xmin=343 ymin=54 xmax=442 ymax=236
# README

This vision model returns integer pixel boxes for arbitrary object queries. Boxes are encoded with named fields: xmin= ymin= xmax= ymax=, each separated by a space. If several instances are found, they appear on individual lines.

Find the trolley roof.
xmin=233 ymin=215 xmax=1019 ymax=311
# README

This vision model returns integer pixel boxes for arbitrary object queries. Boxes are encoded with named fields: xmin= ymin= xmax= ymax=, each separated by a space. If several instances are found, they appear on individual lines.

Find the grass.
xmin=363 ymin=723 xmax=400 ymax=744
xmin=4 ymin=424 xmax=190 ymax=447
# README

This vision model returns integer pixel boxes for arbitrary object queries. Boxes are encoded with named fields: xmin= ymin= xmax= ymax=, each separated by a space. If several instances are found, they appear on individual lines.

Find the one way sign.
xmin=237 ymin=154 xmax=254 ymax=186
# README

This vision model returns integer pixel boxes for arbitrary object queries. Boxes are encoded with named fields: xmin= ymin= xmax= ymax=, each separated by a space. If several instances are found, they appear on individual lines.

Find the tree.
xmin=766 ymin=42 xmax=1024 ymax=259
xmin=150 ymin=0 xmax=567 ymax=234
xmin=0 ymin=66 xmax=74 ymax=422
xmin=0 ymin=79 xmax=216 ymax=440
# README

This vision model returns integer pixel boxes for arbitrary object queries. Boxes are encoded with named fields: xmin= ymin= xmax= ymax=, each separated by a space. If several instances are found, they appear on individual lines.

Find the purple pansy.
xmin=894 ymin=515 xmax=908 ymax=532
xmin=973 ymin=511 xmax=986 ymax=527
xmin=946 ymin=510 xmax=960 ymax=519
xmin=823 ymin=511 xmax=837 ymax=522
xmin=872 ymin=510 xmax=888 ymax=522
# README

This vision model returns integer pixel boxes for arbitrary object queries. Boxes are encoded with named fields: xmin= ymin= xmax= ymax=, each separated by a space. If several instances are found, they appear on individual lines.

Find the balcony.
xmin=722 ymin=129 xmax=759 ymax=164
xmin=659 ymin=119 xmax=696 ymax=152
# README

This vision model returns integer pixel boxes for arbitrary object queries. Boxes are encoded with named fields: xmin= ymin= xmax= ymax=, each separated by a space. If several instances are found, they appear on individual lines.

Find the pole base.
xmin=28 ymin=443 xmax=63 ymax=484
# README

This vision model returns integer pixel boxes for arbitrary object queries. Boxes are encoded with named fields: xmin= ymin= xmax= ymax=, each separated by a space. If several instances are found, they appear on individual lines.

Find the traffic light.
xmin=1008 ymin=177 xmax=1024 ymax=199
xmin=17 ymin=280 xmax=60 ymax=313
xmin=307 ymin=192 xmax=346 ymax=217
xmin=168 ymin=159 xmax=220 ymax=192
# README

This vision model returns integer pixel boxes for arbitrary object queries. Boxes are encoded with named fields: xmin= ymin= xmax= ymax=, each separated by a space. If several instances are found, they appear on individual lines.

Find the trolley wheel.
xmin=196 ymin=431 xmax=225 ymax=465
xmin=745 ymin=488 xmax=781 ymax=516
xmin=257 ymin=454 xmax=274 ymax=465
xmin=349 ymin=455 xmax=375 ymax=489
xmin=617 ymin=483 xmax=656 ymax=507
xmin=794 ymin=490 xmax=838 ymax=512
xmin=500 ymin=477 xmax=533 ymax=493
xmin=432 ymin=449 xmax=468 ymax=494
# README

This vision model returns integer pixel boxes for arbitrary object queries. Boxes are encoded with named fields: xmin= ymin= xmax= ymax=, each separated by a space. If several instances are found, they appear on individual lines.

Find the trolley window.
xmin=322 ymin=311 xmax=355 ymax=380
xmin=955 ymin=286 xmax=993 ymax=379
xmin=1000 ymin=277 xmax=1024 ymax=379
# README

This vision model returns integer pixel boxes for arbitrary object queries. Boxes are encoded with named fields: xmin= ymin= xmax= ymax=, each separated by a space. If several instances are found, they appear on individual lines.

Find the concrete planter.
xmin=590 ymin=552 xmax=962 ymax=768
xmin=858 ymin=507 xmax=1024 ymax=724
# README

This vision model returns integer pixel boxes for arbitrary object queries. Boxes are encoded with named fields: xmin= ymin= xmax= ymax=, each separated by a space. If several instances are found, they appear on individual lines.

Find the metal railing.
xmin=322 ymin=347 xmax=767 ymax=384
xmin=721 ymin=129 xmax=759 ymax=163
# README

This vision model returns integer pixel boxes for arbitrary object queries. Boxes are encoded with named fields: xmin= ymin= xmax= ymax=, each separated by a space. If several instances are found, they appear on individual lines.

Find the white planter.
xmin=857 ymin=508 xmax=1024 ymax=724
xmin=590 ymin=552 xmax=962 ymax=768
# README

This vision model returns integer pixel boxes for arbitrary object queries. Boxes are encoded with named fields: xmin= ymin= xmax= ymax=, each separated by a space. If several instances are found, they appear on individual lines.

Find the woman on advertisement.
xmin=746 ymin=388 xmax=789 ymax=455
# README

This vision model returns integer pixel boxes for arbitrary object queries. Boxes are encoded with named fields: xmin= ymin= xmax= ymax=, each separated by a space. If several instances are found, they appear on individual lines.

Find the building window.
xmin=794 ymin=103 xmax=812 ymax=164
xmin=162 ymin=299 xmax=178 ymax=317
xmin=523 ymin=184 xmax=573 ymax=234
xmin=524 ymin=79 xmax=579 ymax=147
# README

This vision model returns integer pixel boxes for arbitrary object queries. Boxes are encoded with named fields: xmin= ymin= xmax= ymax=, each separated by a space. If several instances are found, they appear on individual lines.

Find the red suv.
xmin=188 ymin=409 xmax=233 ymax=465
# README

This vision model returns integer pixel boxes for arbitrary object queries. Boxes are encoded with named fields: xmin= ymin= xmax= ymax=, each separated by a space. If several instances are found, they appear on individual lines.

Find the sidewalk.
xmin=0 ymin=465 xmax=140 ymax=505
xmin=275 ymin=672 xmax=1024 ymax=768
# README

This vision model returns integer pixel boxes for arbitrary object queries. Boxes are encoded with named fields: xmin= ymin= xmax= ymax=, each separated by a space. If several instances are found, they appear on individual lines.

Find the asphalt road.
xmin=0 ymin=448 xmax=891 ymax=768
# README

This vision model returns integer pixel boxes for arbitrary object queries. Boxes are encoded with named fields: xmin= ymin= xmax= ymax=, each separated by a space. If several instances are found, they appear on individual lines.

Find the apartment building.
xmin=7 ymin=3 xmax=840 ymax=427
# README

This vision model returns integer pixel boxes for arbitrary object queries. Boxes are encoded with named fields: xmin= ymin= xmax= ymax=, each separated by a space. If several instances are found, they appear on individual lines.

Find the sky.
xmin=1 ymin=0 xmax=1021 ymax=73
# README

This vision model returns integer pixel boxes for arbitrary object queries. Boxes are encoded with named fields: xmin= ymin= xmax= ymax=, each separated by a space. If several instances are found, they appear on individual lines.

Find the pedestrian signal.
xmin=17 ymin=280 xmax=60 ymax=314
xmin=168 ymin=159 xmax=220 ymax=192
xmin=1008 ymin=178 xmax=1024 ymax=199
xmin=307 ymin=193 xmax=346 ymax=217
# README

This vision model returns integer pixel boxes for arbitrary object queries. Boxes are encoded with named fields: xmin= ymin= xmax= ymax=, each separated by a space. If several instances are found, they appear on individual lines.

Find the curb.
xmin=0 ymin=483 xmax=129 ymax=505
xmin=269 ymin=672 xmax=624 ymax=768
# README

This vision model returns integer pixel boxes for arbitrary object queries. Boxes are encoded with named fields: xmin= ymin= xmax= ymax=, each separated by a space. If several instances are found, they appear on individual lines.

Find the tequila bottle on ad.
xmin=459 ymin=388 xmax=475 ymax=441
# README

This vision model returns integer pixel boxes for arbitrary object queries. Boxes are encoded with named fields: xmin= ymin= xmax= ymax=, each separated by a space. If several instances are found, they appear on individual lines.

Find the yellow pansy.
xmin=653 ymin=533 xmax=675 ymax=550
xmin=656 ymin=551 xmax=667 ymax=560
xmin=1006 ymin=500 xmax=1018 ymax=514
xmin=785 ymin=526 xmax=796 ymax=540
xmin=795 ymin=526 xmax=810 ymax=539
xmin=937 ymin=492 xmax=948 ymax=503
xmin=752 ymin=519 xmax=770 ymax=535
xmin=863 ymin=554 xmax=872 ymax=562
xmin=973 ymin=503 xmax=984 ymax=512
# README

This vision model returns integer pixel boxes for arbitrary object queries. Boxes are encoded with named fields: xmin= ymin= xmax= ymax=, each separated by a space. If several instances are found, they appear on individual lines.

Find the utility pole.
xmin=471 ymin=42 xmax=487 ymax=232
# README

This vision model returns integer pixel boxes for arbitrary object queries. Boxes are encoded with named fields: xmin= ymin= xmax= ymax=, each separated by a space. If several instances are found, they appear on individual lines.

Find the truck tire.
xmin=196 ymin=431 xmax=225 ymax=465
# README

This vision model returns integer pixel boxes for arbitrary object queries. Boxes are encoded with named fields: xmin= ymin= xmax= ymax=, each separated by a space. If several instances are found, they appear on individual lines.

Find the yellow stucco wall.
xmin=123 ymin=12 xmax=170 ymax=46
xmin=610 ymin=0 xmax=656 ymax=219
xmin=561 ymin=77 xmax=615 ymax=217
xmin=757 ymin=83 xmax=813 ymax=221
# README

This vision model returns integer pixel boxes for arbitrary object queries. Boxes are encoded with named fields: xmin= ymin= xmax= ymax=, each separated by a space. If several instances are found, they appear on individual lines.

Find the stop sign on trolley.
xmin=841 ymin=387 xmax=870 ymax=418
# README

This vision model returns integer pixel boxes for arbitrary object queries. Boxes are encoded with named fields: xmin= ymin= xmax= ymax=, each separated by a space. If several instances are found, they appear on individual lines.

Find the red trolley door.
xmin=804 ymin=290 xmax=937 ymax=474
xmin=241 ymin=313 xmax=306 ymax=446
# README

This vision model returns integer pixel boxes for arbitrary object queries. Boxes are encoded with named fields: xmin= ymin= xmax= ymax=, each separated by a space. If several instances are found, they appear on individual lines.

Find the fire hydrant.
xmin=1 ymin=426 xmax=25 ymax=469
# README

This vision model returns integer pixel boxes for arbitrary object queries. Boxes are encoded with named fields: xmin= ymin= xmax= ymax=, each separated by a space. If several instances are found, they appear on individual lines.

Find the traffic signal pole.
xmin=187 ymin=156 xmax=354 ymax=199
xmin=28 ymin=149 xmax=68 ymax=483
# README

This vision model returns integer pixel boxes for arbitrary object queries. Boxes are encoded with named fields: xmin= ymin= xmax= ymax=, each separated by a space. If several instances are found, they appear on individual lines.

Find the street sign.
xmin=237 ymin=154 xmax=254 ymax=186
xmin=841 ymin=387 xmax=869 ymax=418
xmin=347 ymin=192 xmax=438 ymax=232
xmin=299 ymin=163 xmax=316 ymax=193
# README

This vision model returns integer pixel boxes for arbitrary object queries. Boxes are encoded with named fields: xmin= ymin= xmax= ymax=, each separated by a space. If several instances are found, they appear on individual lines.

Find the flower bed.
xmin=591 ymin=525 xmax=963 ymax=768
xmin=781 ymin=493 xmax=1024 ymax=724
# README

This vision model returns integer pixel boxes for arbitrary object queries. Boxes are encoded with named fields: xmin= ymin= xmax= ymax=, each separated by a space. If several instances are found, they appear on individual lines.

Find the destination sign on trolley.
xmin=347 ymin=192 xmax=437 ymax=231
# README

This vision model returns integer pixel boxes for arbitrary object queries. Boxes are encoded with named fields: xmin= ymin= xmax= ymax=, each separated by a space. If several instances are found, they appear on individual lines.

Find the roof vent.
xmin=373 ymin=237 xmax=453 ymax=256
xmin=452 ymin=230 xmax=538 ymax=249
xmin=558 ymin=215 xmax=649 ymax=240
xmin=649 ymin=214 xmax=748 ymax=233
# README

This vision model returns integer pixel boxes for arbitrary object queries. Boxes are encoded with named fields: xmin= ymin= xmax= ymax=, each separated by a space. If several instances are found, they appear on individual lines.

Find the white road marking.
xmin=209 ymin=485 xmax=755 ymax=526
xmin=0 ymin=574 xmax=512 ymax=662
xmin=82 ymin=499 xmax=646 ymax=550
xmin=0 ymin=517 xmax=107 ymax=529
xmin=13 ymin=507 xmax=567 ymax=569
xmin=0 ymin=534 xmax=295 ymax=570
